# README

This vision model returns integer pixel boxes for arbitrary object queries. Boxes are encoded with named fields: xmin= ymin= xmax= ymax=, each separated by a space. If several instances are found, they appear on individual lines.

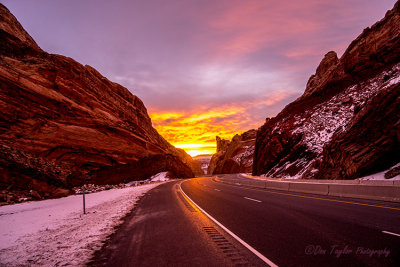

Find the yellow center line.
xmin=177 ymin=181 xmax=200 ymax=212
xmin=212 ymin=177 xmax=400 ymax=212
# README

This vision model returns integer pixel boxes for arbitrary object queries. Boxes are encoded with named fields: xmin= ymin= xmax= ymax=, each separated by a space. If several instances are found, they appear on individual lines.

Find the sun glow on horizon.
xmin=149 ymin=100 xmax=283 ymax=158
xmin=184 ymin=149 xmax=215 ymax=157
xmin=149 ymin=107 xmax=254 ymax=158
xmin=174 ymin=144 xmax=216 ymax=157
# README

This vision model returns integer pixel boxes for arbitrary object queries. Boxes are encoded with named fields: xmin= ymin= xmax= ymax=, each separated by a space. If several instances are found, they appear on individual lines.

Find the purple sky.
xmin=2 ymin=0 xmax=397 ymax=154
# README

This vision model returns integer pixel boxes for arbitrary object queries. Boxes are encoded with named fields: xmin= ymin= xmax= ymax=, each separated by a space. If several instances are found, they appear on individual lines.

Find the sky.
xmin=2 ymin=0 xmax=397 ymax=156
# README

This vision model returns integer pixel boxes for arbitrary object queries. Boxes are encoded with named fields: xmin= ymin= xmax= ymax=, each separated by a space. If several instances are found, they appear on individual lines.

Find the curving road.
xmin=91 ymin=174 xmax=400 ymax=266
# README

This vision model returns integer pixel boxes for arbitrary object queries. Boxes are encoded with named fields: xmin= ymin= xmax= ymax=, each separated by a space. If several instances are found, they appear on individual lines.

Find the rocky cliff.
xmin=0 ymin=4 xmax=201 ymax=202
xmin=253 ymin=1 xmax=400 ymax=179
xmin=193 ymin=154 xmax=212 ymax=174
xmin=208 ymin=129 xmax=256 ymax=174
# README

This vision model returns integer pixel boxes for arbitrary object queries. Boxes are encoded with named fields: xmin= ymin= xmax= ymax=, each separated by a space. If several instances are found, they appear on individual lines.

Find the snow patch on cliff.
xmin=233 ymin=145 xmax=255 ymax=166
xmin=266 ymin=63 xmax=400 ymax=179
xmin=292 ymin=63 xmax=400 ymax=155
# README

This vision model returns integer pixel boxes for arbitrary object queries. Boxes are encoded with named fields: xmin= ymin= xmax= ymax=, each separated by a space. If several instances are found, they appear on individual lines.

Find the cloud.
xmin=5 ymin=0 xmax=397 ymax=155
xmin=149 ymin=88 xmax=299 ymax=154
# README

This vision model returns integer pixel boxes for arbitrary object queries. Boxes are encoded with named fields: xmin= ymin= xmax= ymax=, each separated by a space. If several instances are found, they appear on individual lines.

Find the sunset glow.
xmin=174 ymin=144 xmax=216 ymax=157
xmin=149 ymin=90 xmax=302 ymax=155
xmin=175 ymin=147 xmax=216 ymax=157
xmin=150 ymin=107 xmax=252 ymax=156
xmin=6 ymin=0 xmax=396 ymax=157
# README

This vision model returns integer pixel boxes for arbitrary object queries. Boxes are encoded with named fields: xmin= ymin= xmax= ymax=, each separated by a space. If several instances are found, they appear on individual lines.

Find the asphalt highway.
xmin=182 ymin=175 xmax=400 ymax=266
xmin=90 ymin=174 xmax=400 ymax=266
xmin=90 ymin=179 xmax=265 ymax=266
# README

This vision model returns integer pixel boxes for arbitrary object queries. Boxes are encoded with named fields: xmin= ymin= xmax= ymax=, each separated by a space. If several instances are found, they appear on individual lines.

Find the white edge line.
xmin=382 ymin=230 xmax=400 ymax=237
xmin=244 ymin=197 xmax=262 ymax=203
xmin=179 ymin=181 xmax=278 ymax=267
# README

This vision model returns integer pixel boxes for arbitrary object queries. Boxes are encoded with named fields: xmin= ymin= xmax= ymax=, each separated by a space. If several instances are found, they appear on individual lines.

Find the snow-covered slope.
xmin=263 ymin=63 xmax=400 ymax=179
xmin=149 ymin=172 xmax=170 ymax=181
xmin=0 ymin=183 xmax=162 ymax=266
xmin=358 ymin=163 xmax=400 ymax=180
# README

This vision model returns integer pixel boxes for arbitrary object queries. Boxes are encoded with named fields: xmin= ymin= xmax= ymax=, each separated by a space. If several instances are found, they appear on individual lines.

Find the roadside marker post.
xmin=82 ymin=174 xmax=92 ymax=215
xmin=83 ymin=185 xmax=86 ymax=214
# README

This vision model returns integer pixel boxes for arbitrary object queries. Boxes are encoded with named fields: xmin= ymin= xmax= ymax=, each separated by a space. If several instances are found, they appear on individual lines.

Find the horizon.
xmin=2 ymin=0 xmax=397 ymax=156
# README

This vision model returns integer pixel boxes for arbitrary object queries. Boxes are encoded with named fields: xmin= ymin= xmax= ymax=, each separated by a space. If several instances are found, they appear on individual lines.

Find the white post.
xmin=82 ymin=184 xmax=86 ymax=214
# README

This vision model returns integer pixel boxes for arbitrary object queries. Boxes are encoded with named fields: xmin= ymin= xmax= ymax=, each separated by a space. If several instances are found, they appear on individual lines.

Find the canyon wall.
xmin=0 ymin=4 xmax=201 ymax=201
xmin=253 ymin=1 xmax=400 ymax=179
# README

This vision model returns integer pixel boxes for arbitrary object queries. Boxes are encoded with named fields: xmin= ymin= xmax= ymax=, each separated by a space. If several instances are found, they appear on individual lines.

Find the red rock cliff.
xmin=0 ymin=4 xmax=202 ymax=201
xmin=253 ymin=1 xmax=400 ymax=179
xmin=208 ymin=129 xmax=256 ymax=174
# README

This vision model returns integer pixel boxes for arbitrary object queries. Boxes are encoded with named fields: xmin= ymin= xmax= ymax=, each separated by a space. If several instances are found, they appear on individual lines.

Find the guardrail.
xmin=239 ymin=174 xmax=400 ymax=186
xmin=216 ymin=175 xmax=400 ymax=203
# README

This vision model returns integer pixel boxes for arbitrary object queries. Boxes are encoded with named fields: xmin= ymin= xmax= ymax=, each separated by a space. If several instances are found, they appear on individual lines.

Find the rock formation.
xmin=193 ymin=154 xmax=212 ymax=174
xmin=253 ymin=1 xmax=400 ymax=179
xmin=313 ymin=83 xmax=400 ymax=179
xmin=208 ymin=129 xmax=256 ymax=174
xmin=0 ymin=4 xmax=201 ymax=202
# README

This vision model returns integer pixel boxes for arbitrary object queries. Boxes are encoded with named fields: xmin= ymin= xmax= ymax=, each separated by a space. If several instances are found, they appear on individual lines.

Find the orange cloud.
xmin=150 ymin=105 xmax=249 ymax=156
xmin=149 ymin=98 xmax=285 ymax=156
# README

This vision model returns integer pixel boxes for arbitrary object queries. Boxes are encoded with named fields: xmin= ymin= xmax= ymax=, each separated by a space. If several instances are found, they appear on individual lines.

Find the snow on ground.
xmin=0 ymin=182 xmax=163 ymax=266
xmin=149 ymin=171 xmax=169 ymax=182
xmin=358 ymin=163 xmax=400 ymax=180
xmin=124 ymin=172 xmax=169 ymax=186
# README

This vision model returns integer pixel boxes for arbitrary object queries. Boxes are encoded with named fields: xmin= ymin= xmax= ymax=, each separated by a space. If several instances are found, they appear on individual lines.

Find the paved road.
xmin=90 ymin=175 xmax=400 ymax=266
xmin=181 ymin=175 xmax=400 ymax=266
xmin=89 ymin=180 xmax=265 ymax=266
